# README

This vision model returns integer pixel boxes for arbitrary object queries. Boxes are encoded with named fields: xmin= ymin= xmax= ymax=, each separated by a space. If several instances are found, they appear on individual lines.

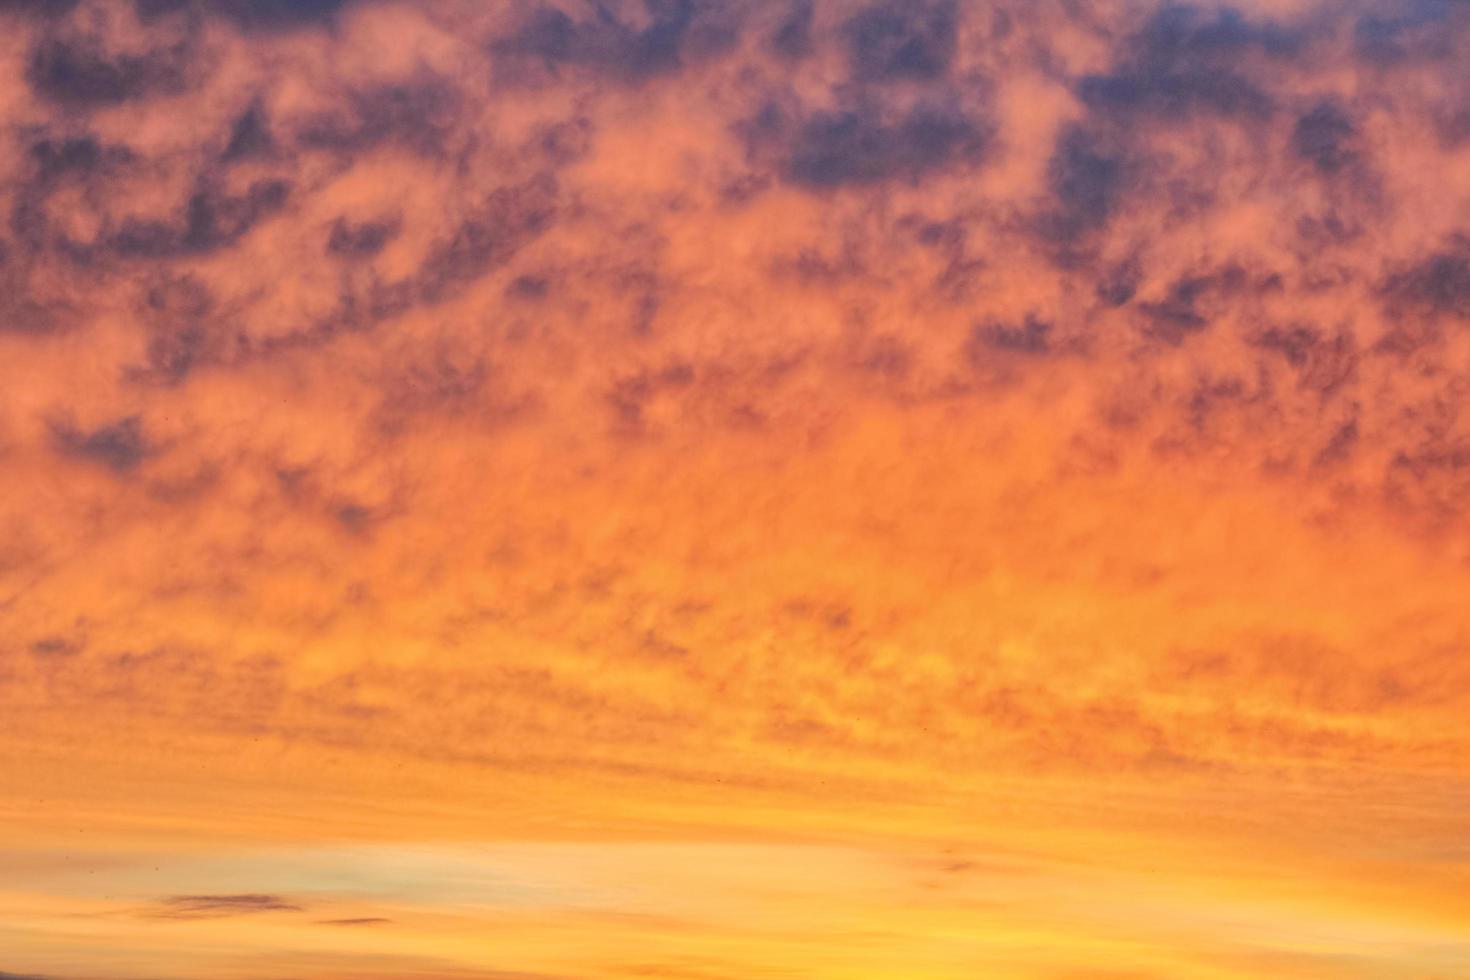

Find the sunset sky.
xmin=2 ymin=0 xmax=1470 ymax=977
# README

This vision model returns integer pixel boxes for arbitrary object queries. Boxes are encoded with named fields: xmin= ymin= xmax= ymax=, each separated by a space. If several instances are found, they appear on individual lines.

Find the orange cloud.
xmin=1 ymin=0 xmax=1469 ymax=976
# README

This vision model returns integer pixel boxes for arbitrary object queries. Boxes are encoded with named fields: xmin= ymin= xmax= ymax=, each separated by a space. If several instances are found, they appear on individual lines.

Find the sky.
xmin=1 ymin=0 xmax=1469 ymax=977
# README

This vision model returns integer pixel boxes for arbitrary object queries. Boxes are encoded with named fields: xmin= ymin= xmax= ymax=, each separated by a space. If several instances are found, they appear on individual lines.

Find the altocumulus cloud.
xmin=0 ymin=8 xmax=1469 ymax=979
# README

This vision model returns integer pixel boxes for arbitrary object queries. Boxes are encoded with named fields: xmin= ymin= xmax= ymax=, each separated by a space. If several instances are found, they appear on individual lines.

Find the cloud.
xmin=769 ymin=0 xmax=814 ymax=59
xmin=1037 ymin=123 xmax=1129 ymax=248
xmin=0 ymin=0 xmax=76 ymax=15
xmin=136 ymin=0 xmax=359 ymax=31
xmin=1136 ymin=267 xmax=1244 ymax=340
xmin=2 ymin=3 xmax=1470 ymax=975
xmin=150 ymin=894 xmax=303 ymax=919
xmin=841 ymin=0 xmax=959 ymax=82
xmin=220 ymin=99 xmax=278 ymax=162
xmin=327 ymin=216 xmax=398 ymax=259
xmin=25 ymin=26 xmax=192 ymax=106
xmin=969 ymin=313 xmax=1054 ymax=356
xmin=48 ymin=415 xmax=152 ymax=472
xmin=1352 ymin=1 xmax=1460 ymax=64
xmin=1380 ymin=235 xmax=1470 ymax=320
xmin=746 ymin=98 xmax=990 ymax=188
xmin=28 ymin=134 xmax=134 ymax=183
xmin=412 ymin=176 xmax=559 ymax=304
xmin=29 ymin=633 xmax=84 ymax=657
xmin=1292 ymin=100 xmax=1360 ymax=175
xmin=495 ymin=1 xmax=740 ymax=83
xmin=109 ymin=179 xmax=292 ymax=258
xmin=1075 ymin=4 xmax=1302 ymax=121
xmin=294 ymin=74 xmax=461 ymax=157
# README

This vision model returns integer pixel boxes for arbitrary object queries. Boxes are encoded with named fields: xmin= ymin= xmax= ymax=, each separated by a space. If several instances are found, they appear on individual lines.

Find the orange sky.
xmin=1 ymin=0 xmax=1469 ymax=977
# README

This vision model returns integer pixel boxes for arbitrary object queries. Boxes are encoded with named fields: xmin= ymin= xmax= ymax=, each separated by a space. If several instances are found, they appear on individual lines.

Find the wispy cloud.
xmin=147 ymin=894 xmax=303 ymax=920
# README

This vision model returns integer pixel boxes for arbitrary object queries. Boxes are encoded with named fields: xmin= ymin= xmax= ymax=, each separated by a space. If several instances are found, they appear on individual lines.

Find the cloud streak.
xmin=146 ymin=894 xmax=304 ymax=920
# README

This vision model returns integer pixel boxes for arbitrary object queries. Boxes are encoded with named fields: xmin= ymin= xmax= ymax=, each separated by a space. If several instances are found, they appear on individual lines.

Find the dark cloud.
xmin=1076 ymin=4 xmax=1300 ymax=121
xmin=755 ymin=99 xmax=989 ymax=189
xmin=1252 ymin=325 xmax=1358 ymax=397
xmin=140 ymin=0 xmax=356 ymax=30
xmin=1096 ymin=258 xmax=1142 ymax=307
xmin=10 ymin=200 xmax=46 ymax=252
xmin=112 ymin=179 xmax=291 ymax=258
xmin=1353 ymin=3 xmax=1460 ymax=64
xmin=1038 ymin=124 xmax=1127 ymax=246
xmin=769 ymin=0 xmax=813 ymax=59
xmin=971 ymin=314 xmax=1054 ymax=356
xmin=222 ymin=100 xmax=274 ymax=161
xmin=1137 ymin=266 xmax=1253 ymax=343
xmin=496 ymin=0 xmax=736 ymax=82
xmin=534 ymin=115 xmax=594 ymax=166
xmin=413 ymin=176 xmax=558 ymax=304
xmin=1140 ymin=275 xmax=1212 ymax=335
xmin=30 ymin=635 xmax=84 ymax=657
xmin=29 ymin=134 xmax=133 ymax=183
xmin=0 ymin=0 xmax=76 ymax=16
xmin=216 ymin=0 xmax=353 ymax=28
xmin=842 ymin=0 xmax=958 ymax=82
xmin=1436 ymin=93 xmax=1470 ymax=146
xmin=242 ymin=176 xmax=553 ymax=355
xmin=153 ymin=894 xmax=302 ymax=919
xmin=49 ymin=415 xmax=152 ymax=472
xmin=317 ymin=916 xmax=393 ymax=926
xmin=0 ymin=270 xmax=62 ymax=335
xmin=130 ymin=0 xmax=188 ymax=19
xmin=295 ymin=76 xmax=459 ymax=157
xmin=131 ymin=275 xmax=216 ymax=383
xmin=26 ymin=34 xmax=191 ymax=107
xmin=184 ymin=179 xmax=291 ymax=252
xmin=497 ymin=6 xmax=581 ymax=63
xmin=1315 ymin=416 xmax=1359 ymax=466
xmin=328 ymin=217 xmax=397 ymax=259
xmin=308 ymin=279 xmax=416 ymax=339
xmin=375 ymin=341 xmax=496 ymax=426
xmin=1380 ymin=236 xmax=1470 ymax=320
xmin=506 ymin=274 xmax=550 ymax=300
xmin=1292 ymin=100 xmax=1359 ymax=175
xmin=334 ymin=502 xmax=377 ymax=534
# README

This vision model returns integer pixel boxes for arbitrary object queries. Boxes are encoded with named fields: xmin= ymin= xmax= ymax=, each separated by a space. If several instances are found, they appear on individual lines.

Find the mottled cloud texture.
xmin=2 ymin=1 xmax=1470 ymax=977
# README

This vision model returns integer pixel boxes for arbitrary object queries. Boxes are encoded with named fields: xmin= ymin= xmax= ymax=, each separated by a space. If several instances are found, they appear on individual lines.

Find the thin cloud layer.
xmin=149 ymin=893 xmax=303 ymax=919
